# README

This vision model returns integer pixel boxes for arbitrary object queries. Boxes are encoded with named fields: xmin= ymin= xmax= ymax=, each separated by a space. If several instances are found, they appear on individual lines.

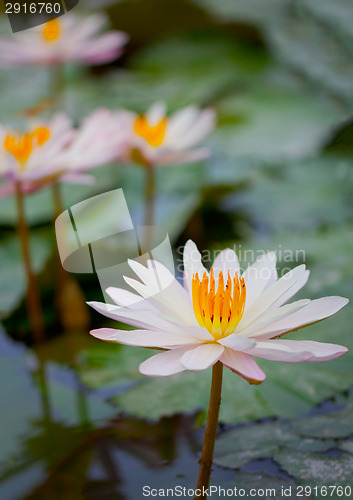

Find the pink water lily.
xmin=0 ymin=13 xmax=128 ymax=67
xmin=57 ymin=108 xmax=130 ymax=175
xmin=0 ymin=113 xmax=76 ymax=196
xmin=89 ymin=240 xmax=348 ymax=384
xmin=123 ymin=102 xmax=215 ymax=167
xmin=0 ymin=109 xmax=128 ymax=198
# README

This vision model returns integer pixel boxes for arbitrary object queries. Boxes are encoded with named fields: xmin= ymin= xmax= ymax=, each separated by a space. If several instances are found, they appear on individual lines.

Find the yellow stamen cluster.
xmin=134 ymin=115 xmax=167 ymax=147
xmin=192 ymin=268 xmax=246 ymax=340
xmin=42 ymin=19 xmax=61 ymax=43
xmin=4 ymin=127 xmax=50 ymax=167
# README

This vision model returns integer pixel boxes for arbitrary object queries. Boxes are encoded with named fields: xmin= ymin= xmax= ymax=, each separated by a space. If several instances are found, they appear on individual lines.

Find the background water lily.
xmin=0 ymin=13 xmax=128 ymax=67
xmin=0 ymin=113 xmax=75 ymax=197
xmin=125 ymin=102 xmax=215 ymax=167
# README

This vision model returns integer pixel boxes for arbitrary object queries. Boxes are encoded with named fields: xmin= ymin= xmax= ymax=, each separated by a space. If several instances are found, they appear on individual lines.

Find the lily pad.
xmin=293 ymin=402 xmax=353 ymax=439
xmin=214 ymin=420 xmax=335 ymax=469
xmin=222 ymin=156 xmax=353 ymax=231
xmin=213 ymin=88 xmax=340 ymax=162
xmin=0 ymin=232 xmax=53 ymax=317
xmin=273 ymin=450 xmax=353 ymax=489
xmin=339 ymin=440 xmax=353 ymax=455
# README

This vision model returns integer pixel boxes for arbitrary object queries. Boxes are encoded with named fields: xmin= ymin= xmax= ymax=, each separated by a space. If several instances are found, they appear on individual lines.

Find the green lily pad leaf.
xmin=214 ymin=88 xmax=340 ymax=162
xmin=66 ymin=28 xmax=269 ymax=119
xmin=224 ymin=156 xmax=353 ymax=230
xmin=215 ymin=447 xmax=278 ymax=469
xmin=214 ymin=420 xmax=335 ymax=469
xmin=78 ymin=342 xmax=151 ymax=390
xmin=0 ymin=232 xmax=53 ymax=317
xmin=299 ymin=0 xmax=353 ymax=46
xmin=233 ymin=472 xmax=298 ymax=498
xmin=243 ymin=222 xmax=353 ymax=295
xmin=131 ymin=33 xmax=268 ymax=84
xmin=192 ymin=0 xmax=288 ymax=28
xmin=339 ymin=440 xmax=353 ymax=455
xmin=216 ymin=421 xmax=296 ymax=455
xmin=266 ymin=14 xmax=353 ymax=106
xmin=273 ymin=450 xmax=353 ymax=489
xmin=293 ymin=402 xmax=353 ymax=439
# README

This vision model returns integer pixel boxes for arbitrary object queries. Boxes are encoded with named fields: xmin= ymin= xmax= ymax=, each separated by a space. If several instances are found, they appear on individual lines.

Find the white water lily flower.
xmin=123 ymin=102 xmax=215 ymax=167
xmin=0 ymin=14 xmax=128 ymax=67
xmin=89 ymin=240 xmax=348 ymax=384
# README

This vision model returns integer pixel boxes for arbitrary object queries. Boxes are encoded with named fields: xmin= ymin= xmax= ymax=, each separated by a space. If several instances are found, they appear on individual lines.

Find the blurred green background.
xmin=0 ymin=0 xmax=353 ymax=498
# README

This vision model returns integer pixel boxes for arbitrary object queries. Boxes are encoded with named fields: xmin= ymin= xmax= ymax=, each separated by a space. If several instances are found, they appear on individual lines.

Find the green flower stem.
xmin=52 ymin=180 xmax=66 ymax=313
xmin=144 ymin=165 xmax=156 ymax=229
xmin=51 ymin=64 xmax=65 ymax=111
xmin=15 ymin=181 xmax=45 ymax=343
xmin=195 ymin=361 xmax=223 ymax=499
xmin=141 ymin=164 xmax=156 ymax=256
xmin=52 ymin=181 xmax=89 ymax=331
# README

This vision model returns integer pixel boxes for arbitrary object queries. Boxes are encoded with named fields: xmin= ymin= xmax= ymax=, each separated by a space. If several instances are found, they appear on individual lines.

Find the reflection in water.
xmin=0 ymin=328 xmax=233 ymax=500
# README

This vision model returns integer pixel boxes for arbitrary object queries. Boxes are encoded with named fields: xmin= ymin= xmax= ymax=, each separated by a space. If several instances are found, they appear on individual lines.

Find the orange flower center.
xmin=134 ymin=115 xmax=167 ymax=147
xmin=42 ymin=19 xmax=61 ymax=43
xmin=192 ymin=268 xmax=246 ymax=340
xmin=4 ymin=127 xmax=50 ymax=168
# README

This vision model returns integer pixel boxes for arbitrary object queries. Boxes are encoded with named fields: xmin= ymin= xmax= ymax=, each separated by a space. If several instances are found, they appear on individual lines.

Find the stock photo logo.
xmin=55 ymin=188 xmax=175 ymax=306
xmin=4 ymin=0 xmax=79 ymax=32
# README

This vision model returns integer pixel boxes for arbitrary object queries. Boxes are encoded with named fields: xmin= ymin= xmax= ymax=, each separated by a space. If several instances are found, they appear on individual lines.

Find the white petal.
xmin=174 ymin=109 xmax=215 ymax=149
xmin=139 ymin=346 xmax=196 ymax=377
xmin=220 ymin=349 xmax=266 ymax=385
xmin=246 ymin=339 xmax=347 ymax=363
xmin=237 ymin=264 xmax=307 ymax=331
xmin=276 ymin=340 xmax=348 ymax=362
xmin=217 ymin=334 xmax=255 ymax=351
xmin=165 ymin=106 xmax=200 ymax=144
xmin=148 ymin=259 xmax=194 ymax=308
xmin=242 ymin=252 xmax=277 ymax=309
xmin=106 ymin=286 xmax=154 ymax=309
xmin=240 ymin=299 xmax=310 ymax=338
xmin=178 ymin=325 xmax=215 ymax=342
xmin=212 ymin=248 xmax=240 ymax=277
xmin=244 ymin=340 xmax=314 ymax=363
xmin=128 ymin=258 xmax=163 ymax=290
xmin=88 ymin=301 xmax=174 ymax=331
xmin=146 ymin=102 xmax=167 ymax=125
xmin=126 ymin=259 xmax=197 ymax=325
xmin=246 ymin=296 xmax=349 ymax=340
xmin=181 ymin=343 xmax=224 ymax=371
xmin=90 ymin=328 xmax=201 ymax=347
xmin=269 ymin=270 xmax=310 ymax=311
xmin=183 ymin=239 xmax=207 ymax=296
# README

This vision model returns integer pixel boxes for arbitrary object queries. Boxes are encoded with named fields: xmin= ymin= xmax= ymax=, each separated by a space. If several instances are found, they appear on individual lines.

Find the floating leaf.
xmin=215 ymin=420 xmax=335 ymax=469
xmin=293 ymin=403 xmax=353 ymax=439
xmin=273 ymin=450 xmax=353 ymax=489
xmin=222 ymin=156 xmax=353 ymax=231
xmin=339 ymin=440 xmax=353 ymax=455
xmin=213 ymin=88 xmax=340 ymax=161
xmin=0 ymin=232 xmax=53 ymax=317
